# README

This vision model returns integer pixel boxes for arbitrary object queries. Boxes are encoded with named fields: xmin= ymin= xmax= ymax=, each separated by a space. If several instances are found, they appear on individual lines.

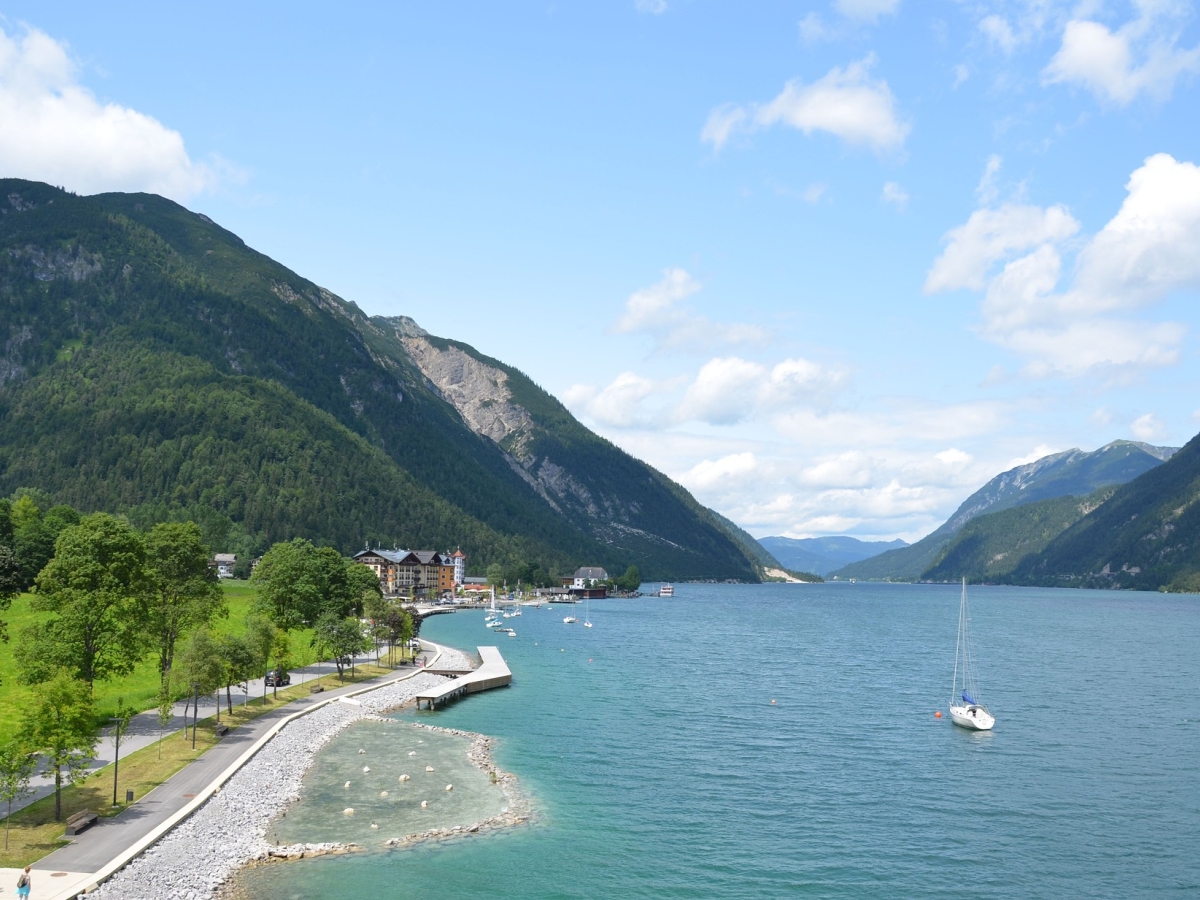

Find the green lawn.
xmin=0 ymin=580 xmax=322 ymax=734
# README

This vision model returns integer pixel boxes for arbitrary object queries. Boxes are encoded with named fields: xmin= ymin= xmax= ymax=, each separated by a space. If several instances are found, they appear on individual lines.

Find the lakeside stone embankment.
xmin=92 ymin=647 xmax=483 ymax=900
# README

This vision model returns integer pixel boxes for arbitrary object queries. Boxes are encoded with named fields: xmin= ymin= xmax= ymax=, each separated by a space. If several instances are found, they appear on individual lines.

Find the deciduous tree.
xmin=18 ymin=514 xmax=150 ymax=689
xmin=29 ymin=670 xmax=95 ymax=821
xmin=144 ymin=521 xmax=227 ymax=684
xmin=0 ymin=740 xmax=37 ymax=849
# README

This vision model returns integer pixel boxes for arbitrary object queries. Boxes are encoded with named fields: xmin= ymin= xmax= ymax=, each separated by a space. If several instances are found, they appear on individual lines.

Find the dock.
xmin=415 ymin=646 xmax=512 ymax=709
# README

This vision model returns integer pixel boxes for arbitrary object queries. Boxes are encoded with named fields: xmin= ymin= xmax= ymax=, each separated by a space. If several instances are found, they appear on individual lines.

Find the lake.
xmin=231 ymin=583 xmax=1200 ymax=898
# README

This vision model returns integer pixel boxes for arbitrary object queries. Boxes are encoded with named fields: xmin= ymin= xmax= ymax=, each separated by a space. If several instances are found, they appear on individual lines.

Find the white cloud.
xmin=1043 ymin=10 xmax=1200 ymax=105
xmin=953 ymin=64 xmax=971 ymax=88
xmin=679 ymin=452 xmax=760 ymax=492
xmin=924 ymin=203 xmax=1079 ymax=293
xmin=881 ymin=181 xmax=909 ymax=210
xmin=803 ymin=183 xmax=827 ymax=204
xmin=699 ymin=104 xmax=746 ymax=151
xmin=927 ymin=153 xmax=1198 ymax=378
xmin=701 ymin=55 xmax=910 ymax=154
xmin=833 ymin=0 xmax=900 ymax=22
xmin=980 ymin=15 xmax=1020 ymax=54
xmin=976 ymin=153 xmax=1003 ymax=205
xmin=563 ymin=372 xmax=664 ymax=428
xmin=635 ymin=0 xmax=668 ymax=13
xmin=0 ymin=24 xmax=220 ymax=199
xmin=798 ymin=13 xmax=831 ymax=44
xmin=614 ymin=268 xmax=767 ymax=350
xmin=1131 ymin=412 xmax=1168 ymax=441
xmin=755 ymin=55 xmax=909 ymax=152
xmin=1006 ymin=444 xmax=1061 ymax=468
xmin=675 ymin=356 xmax=847 ymax=426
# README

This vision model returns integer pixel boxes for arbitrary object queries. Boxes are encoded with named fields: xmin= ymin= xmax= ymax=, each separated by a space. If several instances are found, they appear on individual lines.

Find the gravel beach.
xmin=91 ymin=646 xmax=476 ymax=900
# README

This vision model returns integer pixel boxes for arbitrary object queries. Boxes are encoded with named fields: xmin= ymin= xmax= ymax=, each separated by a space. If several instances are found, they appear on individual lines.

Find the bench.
xmin=65 ymin=809 xmax=98 ymax=835
xmin=214 ymin=723 xmax=230 ymax=737
xmin=310 ymin=685 xmax=325 ymax=694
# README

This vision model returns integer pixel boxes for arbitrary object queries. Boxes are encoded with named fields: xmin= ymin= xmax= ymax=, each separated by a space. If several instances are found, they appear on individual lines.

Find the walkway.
xmin=415 ymin=646 xmax=511 ymax=709
xmin=11 ymin=649 xmax=429 ymax=818
xmin=14 ymin=642 xmax=453 ymax=900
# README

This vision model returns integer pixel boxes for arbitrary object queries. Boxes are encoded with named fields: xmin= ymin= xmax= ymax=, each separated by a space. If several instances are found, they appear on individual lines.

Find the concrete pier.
xmin=416 ymin=646 xmax=511 ymax=709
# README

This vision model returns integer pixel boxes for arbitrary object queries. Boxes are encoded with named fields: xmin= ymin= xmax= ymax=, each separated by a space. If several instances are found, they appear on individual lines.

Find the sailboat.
xmin=583 ymin=594 xmax=593 ymax=628
xmin=948 ymin=578 xmax=994 ymax=731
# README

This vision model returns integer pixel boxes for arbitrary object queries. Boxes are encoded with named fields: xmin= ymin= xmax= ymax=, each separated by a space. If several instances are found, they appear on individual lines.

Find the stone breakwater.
xmin=92 ymin=650 xmax=476 ymax=900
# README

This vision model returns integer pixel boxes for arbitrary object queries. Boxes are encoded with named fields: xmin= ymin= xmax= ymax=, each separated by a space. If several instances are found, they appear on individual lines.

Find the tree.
xmin=218 ymin=633 xmax=259 ymax=713
xmin=0 ymin=740 xmax=37 ymax=849
xmin=18 ymin=514 xmax=150 ymax=689
xmin=269 ymin=629 xmax=292 ymax=699
xmin=156 ymin=681 xmax=174 ymax=759
xmin=615 ymin=565 xmax=641 ymax=592
xmin=110 ymin=697 xmax=137 ymax=807
xmin=486 ymin=563 xmax=504 ymax=588
xmin=144 ymin=521 xmax=227 ymax=684
xmin=382 ymin=607 xmax=415 ymax=663
xmin=0 ymin=545 xmax=20 ymax=651
xmin=252 ymin=539 xmax=369 ymax=630
xmin=312 ymin=612 xmax=369 ymax=681
xmin=13 ymin=500 xmax=81 ymax=589
xmin=29 ymin=670 xmax=95 ymax=821
xmin=174 ymin=629 xmax=224 ymax=745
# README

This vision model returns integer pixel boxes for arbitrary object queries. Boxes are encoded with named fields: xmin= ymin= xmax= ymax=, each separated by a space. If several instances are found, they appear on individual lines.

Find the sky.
xmin=1 ymin=1 xmax=1199 ymax=543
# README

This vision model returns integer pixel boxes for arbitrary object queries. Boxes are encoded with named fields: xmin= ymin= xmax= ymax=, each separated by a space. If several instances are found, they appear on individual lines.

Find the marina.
xmin=415 ymin=647 xmax=513 ymax=710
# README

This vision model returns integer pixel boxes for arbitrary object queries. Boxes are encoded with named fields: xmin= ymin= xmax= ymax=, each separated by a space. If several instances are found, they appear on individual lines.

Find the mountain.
xmin=758 ymin=535 xmax=908 ymax=577
xmin=831 ymin=441 xmax=1176 ymax=581
xmin=709 ymin=511 xmax=783 ymax=573
xmin=0 ymin=179 xmax=759 ymax=582
xmin=1011 ymin=431 xmax=1200 ymax=591
xmin=921 ymin=488 xmax=1115 ymax=583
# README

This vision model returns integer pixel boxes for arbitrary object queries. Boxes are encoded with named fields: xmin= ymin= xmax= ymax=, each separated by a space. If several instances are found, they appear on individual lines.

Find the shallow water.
xmin=269 ymin=722 xmax=506 ymax=847
xmin=234 ymin=583 xmax=1200 ymax=898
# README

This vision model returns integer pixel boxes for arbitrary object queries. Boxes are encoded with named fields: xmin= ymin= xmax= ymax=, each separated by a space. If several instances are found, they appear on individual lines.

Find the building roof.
xmin=354 ymin=549 xmax=446 ymax=565
xmin=212 ymin=553 xmax=237 ymax=563
xmin=573 ymin=566 xmax=609 ymax=580
xmin=453 ymin=549 xmax=466 ymax=558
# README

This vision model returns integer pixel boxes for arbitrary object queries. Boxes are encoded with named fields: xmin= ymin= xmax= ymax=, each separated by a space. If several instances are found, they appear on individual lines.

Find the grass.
xmin=0 ymin=660 xmax=399 ymax=867
xmin=0 ymin=581 xmax=328 ymax=734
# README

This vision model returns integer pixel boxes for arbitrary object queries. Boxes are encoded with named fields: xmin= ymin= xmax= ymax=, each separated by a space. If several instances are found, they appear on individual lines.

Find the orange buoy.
xmin=934 ymin=711 xmax=942 ymax=718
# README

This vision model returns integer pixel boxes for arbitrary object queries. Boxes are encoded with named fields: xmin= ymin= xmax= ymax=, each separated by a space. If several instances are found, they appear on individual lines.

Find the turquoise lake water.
xmin=235 ymin=583 xmax=1200 ymax=898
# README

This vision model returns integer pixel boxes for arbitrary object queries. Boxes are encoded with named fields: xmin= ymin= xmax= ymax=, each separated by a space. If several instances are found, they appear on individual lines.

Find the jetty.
xmin=416 ymin=646 xmax=511 ymax=709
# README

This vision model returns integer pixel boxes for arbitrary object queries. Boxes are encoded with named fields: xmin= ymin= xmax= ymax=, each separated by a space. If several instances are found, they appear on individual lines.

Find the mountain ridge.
xmin=0 ymin=179 xmax=759 ymax=582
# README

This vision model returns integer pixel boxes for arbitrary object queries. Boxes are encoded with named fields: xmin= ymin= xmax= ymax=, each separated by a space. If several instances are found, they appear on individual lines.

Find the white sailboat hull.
xmin=949 ymin=704 xmax=994 ymax=731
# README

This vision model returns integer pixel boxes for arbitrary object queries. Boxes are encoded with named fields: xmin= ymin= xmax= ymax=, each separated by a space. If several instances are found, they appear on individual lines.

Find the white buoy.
xmin=363 ymin=765 xmax=371 ymax=773
xmin=380 ymin=790 xmax=389 ymax=798
xmin=344 ymin=781 xmax=351 ymax=789
xmin=343 ymin=808 xmax=355 ymax=816
xmin=399 ymin=774 xmax=410 ymax=782
xmin=425 ymin=765 xmax=435 ymax=772
xmin=420 ymin=800 xmax=428 ymax=808
xmin=445 ymin=784 xmax=453 ymax=792
xmin=408 ymin=751 xmax=417 ymax=757
xmin=358 ymin=749 xmax=365 ymax=754
xmin=370 ymin=822 xmax=379 ymax=829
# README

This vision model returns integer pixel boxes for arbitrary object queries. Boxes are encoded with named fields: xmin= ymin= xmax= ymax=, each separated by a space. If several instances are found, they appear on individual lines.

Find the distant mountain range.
xmin=0 ymin=179 xmax=761 ymax=582
xmin=757 ymin=535 xmax=908 ymax=576
xmin=831 ymin=440 xmax=1177 ymax=582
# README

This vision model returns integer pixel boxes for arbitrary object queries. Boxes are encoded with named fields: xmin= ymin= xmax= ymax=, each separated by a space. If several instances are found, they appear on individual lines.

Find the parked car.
xmin=265 ymin=669 xmax=291 ymax=687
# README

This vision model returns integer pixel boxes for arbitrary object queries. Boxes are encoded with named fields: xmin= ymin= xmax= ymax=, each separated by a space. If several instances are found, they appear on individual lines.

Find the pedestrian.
xmin=15 ymin=865 xmax=32 ymax=899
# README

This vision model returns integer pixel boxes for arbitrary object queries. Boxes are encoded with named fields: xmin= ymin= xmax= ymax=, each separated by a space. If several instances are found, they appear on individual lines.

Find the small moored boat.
xmin=948 ymin=578 xmax=994 ymax=731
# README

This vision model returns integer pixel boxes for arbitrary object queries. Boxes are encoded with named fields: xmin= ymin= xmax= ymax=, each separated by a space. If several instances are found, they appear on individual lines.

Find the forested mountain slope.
xmin=921 ymin=489 xmax=1115 ymax=583
xmin=0 ymin=180 xmax=757 ymax=581
xmin=1012 ymin=432 xmax=1200 ymax=591
xmin=832 ymin=441 xmax=1174 ymax=581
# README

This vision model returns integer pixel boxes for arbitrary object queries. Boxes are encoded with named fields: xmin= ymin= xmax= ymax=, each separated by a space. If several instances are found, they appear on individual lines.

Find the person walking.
xmin=15 ymin=865 xmax=32 ymax=898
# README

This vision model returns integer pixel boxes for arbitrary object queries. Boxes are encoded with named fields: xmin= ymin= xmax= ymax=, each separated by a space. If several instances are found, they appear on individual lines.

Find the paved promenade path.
xmin=14 ymin=643 xmax=451 ymax=900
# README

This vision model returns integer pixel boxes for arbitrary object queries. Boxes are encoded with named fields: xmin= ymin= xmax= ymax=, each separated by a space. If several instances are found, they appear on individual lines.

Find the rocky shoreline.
xmin=91 ymin=646 xmax=498 ymax=900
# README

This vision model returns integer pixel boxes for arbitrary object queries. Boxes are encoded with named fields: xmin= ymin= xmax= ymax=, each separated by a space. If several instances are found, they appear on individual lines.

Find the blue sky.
xmin=2 ymin=1 xmax=1199 ymax=541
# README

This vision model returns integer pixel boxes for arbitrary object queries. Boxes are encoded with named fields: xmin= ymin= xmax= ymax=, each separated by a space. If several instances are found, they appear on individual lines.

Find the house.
xmin=565 ymin=566 xmax=609 ymax=599
xmin=452 ymin=549 xmax=466 ymax=585
xmin=353 ymin=548 xmax=453 ymax=599
xmin=209 ymin=554 xmax=237 ymax=579
xmin=460 ymin=576 xmax=491 ymax=595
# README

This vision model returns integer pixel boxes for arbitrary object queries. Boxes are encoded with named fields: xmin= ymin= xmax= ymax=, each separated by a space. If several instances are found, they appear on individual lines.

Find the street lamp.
xmin=190 ymin=682 xmax=200 ymax=750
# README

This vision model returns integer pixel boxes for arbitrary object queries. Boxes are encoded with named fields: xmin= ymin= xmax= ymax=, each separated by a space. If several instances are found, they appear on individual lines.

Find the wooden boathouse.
xmin=416 ymin=646 xmax=512 ymax=709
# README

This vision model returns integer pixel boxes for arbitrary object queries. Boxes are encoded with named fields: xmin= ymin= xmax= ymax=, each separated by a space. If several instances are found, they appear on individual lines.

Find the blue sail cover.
xmin=962 ymin=692 xmax=977 ymax=705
